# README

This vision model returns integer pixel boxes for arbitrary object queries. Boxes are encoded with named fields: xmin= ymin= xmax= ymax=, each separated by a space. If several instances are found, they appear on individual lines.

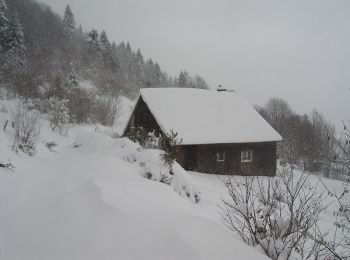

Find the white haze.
xmin=40 ymin=0 xmax=350 ymax=130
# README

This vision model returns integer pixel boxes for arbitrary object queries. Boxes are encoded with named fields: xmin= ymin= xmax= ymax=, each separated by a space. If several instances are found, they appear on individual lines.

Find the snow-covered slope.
xmin=0 ymin=99 xmax=270 ymax=260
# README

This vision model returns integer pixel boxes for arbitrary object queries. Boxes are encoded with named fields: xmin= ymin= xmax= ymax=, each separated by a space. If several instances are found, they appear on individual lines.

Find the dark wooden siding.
xmin=124 ymin=97 xmax=161 ymax=135
xmin=124 ymin=97 xmax=277 ymax=176
xmin=180 ymin=142 xmax=277 ymax=176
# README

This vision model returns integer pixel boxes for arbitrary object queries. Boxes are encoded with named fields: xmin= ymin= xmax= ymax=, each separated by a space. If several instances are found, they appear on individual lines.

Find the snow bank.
xmin=0 ymin=98 xmax=271 ymax=260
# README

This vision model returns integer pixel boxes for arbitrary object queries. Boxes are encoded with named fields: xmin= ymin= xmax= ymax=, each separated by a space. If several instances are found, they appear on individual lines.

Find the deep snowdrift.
xmin=0 ymin=99 xmax=270 ymax=260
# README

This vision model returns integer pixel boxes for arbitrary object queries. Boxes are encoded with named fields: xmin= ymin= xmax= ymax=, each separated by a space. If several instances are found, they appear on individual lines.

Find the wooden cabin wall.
xmin=124 ymin=97 xmax=161 ymax=136
xmin=124 ymin=98 xmax=277 ymax=176
xmin=179 ymin=142 xmax=277 ymax=176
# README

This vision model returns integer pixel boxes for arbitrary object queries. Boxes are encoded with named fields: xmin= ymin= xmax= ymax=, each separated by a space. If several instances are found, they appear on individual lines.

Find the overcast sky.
xmin=40 ymin=0 xmax=350 ymax=130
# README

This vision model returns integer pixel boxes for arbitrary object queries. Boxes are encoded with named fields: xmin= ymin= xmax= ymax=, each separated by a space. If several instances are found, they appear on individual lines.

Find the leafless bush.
xmin=220 ymin=168 xmax=325 ymax=260
xmin=313 ymin=178 xmax=350 ymax=260
xmin=93 ymin=96 xmax=120 ymax=126
xmin=11 ymin=102 xmax=40 ymax=155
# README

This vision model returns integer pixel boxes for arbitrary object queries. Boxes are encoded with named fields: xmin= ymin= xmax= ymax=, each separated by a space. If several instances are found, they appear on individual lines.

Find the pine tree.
xmin=119 ymin=41 xmax=126 ymax=49
xmin=0 ymin=11 xmax=26 ymax=93
xmin=7 ymin=13 xmax=25 ymax=54
xmin=0 ymin=0 xmax=9 ymax=52
xmin=63 ymin=5 xmax=76 ymax=38
xmin=50 ymin=76 xmax=65 ymax=99
xmin=87 ymin=28 xmax=100 ymax=51
xmin=134 ymin=48 xmax=144 ymax=80
xmin=128 ymin=64 xmax=135 ymax=81
xmin=178 ymin=71 xmax=188 ymax=88
xmin=99 ymin=30 xmax=111 ymax=51
xmin=66 ymin=65 xmax=79 ymax=90
xmin=135 ymin=49 xmax=144 ymax=64
xmin=154 ymin=63 xmax=161 ymax=86
xmin=126 ymin=42 xmax=131 ymax=53
xmin=110 ymin=42 xmax=120 ymax=72
xmin=48 ymin=97 xmax=70 ymax=134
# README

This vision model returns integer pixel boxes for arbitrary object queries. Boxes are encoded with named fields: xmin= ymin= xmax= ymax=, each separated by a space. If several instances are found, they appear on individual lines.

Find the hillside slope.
xmin=0 ymin=99 xmax=269 ymax=260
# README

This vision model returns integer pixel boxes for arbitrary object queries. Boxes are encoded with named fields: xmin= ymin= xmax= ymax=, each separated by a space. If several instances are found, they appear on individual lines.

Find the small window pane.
xmin=217 ymin=152 xmax=225 ymax=162
xmin=241 ymin=150 xmax=253 ymax=162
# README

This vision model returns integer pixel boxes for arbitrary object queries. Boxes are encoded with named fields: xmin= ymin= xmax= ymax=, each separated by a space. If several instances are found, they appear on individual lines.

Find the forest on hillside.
xmin=0 ymin=0 xmax=208 ymax=119
xmin=1 ymin=0 xmax=348 ymax=177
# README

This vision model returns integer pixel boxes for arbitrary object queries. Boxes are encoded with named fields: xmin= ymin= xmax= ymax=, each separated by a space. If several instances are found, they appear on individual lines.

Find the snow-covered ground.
xmin=0 ymin=99 xmax=271 ymax=260
xmin=0 ymin=98 xmax=346 ymax=260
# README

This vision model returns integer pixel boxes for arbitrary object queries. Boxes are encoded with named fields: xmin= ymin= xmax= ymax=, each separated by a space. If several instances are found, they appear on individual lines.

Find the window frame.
xmin=216 ymin=152 xmax=225 ymax=162
xmin=241 ymin=149 xmax=253 ymax=163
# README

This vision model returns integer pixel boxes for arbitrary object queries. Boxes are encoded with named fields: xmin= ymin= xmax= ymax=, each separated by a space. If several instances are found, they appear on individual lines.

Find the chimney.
xmin=217 ymin=85 xmax=227 ymax=92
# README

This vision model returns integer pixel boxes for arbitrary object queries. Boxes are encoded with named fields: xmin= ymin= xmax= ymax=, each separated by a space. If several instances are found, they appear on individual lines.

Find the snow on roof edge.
xmin=140 ymin=91 xmax=169 ymax=136
xmin=139 ymin=88 xmax=282 ymax=144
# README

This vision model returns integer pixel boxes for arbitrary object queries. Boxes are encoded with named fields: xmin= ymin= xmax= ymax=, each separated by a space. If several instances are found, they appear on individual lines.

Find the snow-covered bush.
xmin=143 ymin=131 xmax=162 ymax=149
xmin=48 ymin=97 xmax=70 ymax=135
xmin=126 ymin=127 xmax=162 ymax=149
xmin=160 ymin=130 xmax=183 ymax=172
xmin=171 ymin=162 xmax=200 ymax=203
xmin=137 ymin=149 xmax=200 ymax=203
xmin=116 ymin=137 xmax=199 ymax=203
xmin=0 ymin=104 xmax=8 ymax=113
xmin=11 ymin=102 xmax=40 ymax=155
xmin=220 ymin=168 xmax=324 ymax=260
xmin=126 ymin=127 xmax=150 ymax=146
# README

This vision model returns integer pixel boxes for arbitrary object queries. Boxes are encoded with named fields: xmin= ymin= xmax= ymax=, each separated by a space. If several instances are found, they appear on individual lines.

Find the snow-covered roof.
xmin=135 ymin=88 xmax=282 ymax=145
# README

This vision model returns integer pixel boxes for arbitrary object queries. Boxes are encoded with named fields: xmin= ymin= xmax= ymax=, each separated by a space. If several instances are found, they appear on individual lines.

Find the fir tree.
xmin=50 ymin=76 xmax=65 ymax=99
xmin=7 ymin=13 xmax=25 ymax=54
xmin=63 ymin=5 xmax=76 ymax=38
xmin=0 ymin=0 xmax=9 ymax=51
xmin=127 ymin=64 xmax=135 ymax=81
xmin=119 ymin=41 xmax=126 ymax=49
xmin=126 ymin=42 xmax=131 ymax=52
xmin=0 ymin=11 xmax=26 ymax=92
xmin=66 ymin=65 xmax=79 ymax=90
xmin=110 ymin=41 xmax=120 ymax=72
xmin=135 ymin=49 xmax=144 ymax=64
xmin=99 ymin=31 xmax=111 ymax=51
xmin=178 ymin=71 xmax=188 ymax=88
xmin=154 ymin=63 xmax=161 ymax=86
xmin=87 ymin=28 xmax=100 ymax=51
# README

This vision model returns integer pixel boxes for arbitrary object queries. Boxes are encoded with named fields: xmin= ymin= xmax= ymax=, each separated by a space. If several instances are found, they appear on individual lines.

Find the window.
xmin=216 ymin=152 xmax=225 ymax=162
xmin=241 ymin=150 xmax=253 ymax=163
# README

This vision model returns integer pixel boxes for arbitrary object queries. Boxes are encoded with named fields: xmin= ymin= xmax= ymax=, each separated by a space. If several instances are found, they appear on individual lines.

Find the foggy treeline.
xmin=0 ymin=0 xmax=208 ymax=122
xmin=255 ymin=97 xmax=339 ymax=172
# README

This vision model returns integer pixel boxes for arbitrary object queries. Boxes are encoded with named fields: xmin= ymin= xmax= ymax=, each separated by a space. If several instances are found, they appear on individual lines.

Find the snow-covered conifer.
xmin=99 ymin=30 xmax=111 ymax=52
xmin=63 ymin=5 xmax=76 ymax=38
xmin=153 ymin=63 xmax=161 ymax=86
xmin=177 ymin=71 xmax=188 ymax=88
xmin=48 ymin=97 xmax=70 ymax=134
xmin=0 ymin=0 xmax=9 ymax=52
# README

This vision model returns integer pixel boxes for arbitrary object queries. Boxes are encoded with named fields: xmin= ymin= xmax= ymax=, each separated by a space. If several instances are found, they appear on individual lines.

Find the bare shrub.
xmin=220 ymin=168 xmax=325 ymax=260
xmin=93 ymin=96 xmax=120 ymax=126
xmin=313 ymin=178 xmax=350 ymax=260
xmin=68 ymin=87 xmax=94 ymax=123
xmin=11 ymin=102 xmax=40 ymax=155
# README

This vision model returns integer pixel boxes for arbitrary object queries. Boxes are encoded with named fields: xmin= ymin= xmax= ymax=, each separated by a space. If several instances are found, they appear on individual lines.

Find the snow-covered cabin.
xmin=123 ymin=88 xmax=282 ymax=176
